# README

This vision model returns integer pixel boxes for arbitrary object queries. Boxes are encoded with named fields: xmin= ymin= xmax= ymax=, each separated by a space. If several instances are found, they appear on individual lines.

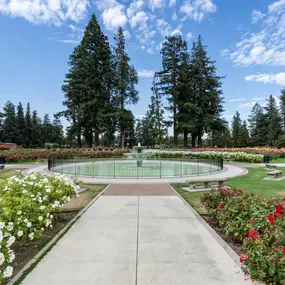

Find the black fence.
xmin=48 ymin=156 xmax=223 ymax=178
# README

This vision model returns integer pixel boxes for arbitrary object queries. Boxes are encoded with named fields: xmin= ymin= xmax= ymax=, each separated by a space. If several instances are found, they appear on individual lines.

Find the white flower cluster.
xmin=144 ymin=150 xmax=263 ymax=163
xmin=0 ymin=172 xmax=77 ymax=282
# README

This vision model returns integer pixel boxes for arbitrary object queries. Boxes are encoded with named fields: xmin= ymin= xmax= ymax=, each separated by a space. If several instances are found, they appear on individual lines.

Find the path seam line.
xmin=135 ymin=196 xmax=140 ymax=285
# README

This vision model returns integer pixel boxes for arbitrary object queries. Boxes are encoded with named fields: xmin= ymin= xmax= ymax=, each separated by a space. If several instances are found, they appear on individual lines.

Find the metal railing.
xmin=48 ymin=156 xmax=223 ymax=179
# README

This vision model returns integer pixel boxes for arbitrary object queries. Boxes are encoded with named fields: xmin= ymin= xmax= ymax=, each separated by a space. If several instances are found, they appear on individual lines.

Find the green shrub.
xmin=201 ymin=188 xmax=285 ymax=284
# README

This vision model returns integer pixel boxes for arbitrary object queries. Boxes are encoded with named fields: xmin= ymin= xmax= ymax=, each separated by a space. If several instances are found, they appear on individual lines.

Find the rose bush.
xmin=0 ymin=148 xmax=129 ymax=163
xmin=144 ymin=150 xmax=263 ymax=163
xmin=0 ymin=173 xmax=78 ymax=282
xmin=202 ymin=188 xmax=285 ymax=284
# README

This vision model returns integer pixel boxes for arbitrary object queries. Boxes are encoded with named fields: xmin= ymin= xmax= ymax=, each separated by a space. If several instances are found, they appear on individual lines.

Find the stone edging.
xmin=7 ymin=184 xmax=110 ymax=285
xmin=170 ymin=185 xmax=264 ymax=285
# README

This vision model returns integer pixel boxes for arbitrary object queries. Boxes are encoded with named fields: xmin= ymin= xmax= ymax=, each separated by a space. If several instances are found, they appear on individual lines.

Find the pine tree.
xmin=248 ymin=103 xmax=268 ymax=146
xmin=25 ymin=103 xmax=33 ymax=147
xmin=145 ymin=74 xmax=167 ymax=147
xmin=61 ymin=13 xmax=112 ymax=147
xmin=51 ymin=116 xmax=64 ymax=145
xmin=2 ymin=101 xmax=17 ymax=143
xmin=209 ymin=122 xmax=232 ymax=147
xmin=231 ymin=111 xmax=242 ymax=147
xmin=157 ymin=35 xmax=188 ymax=146
xmin=264 ymin=95 xmax=282 ymax=146
xmin=16 ymin=102 xmax=27 ymax=146
xmin=0 ymin=112 xmax=3 ymax=142
xmin=279 ymin=89 xmax=285 ymax=132
xmin=189 ymin=35 xmax=224 ymax=147
xmin=42 ymin=114 xmax=53 ymax=145
xmin=239 ymin=120 xmax=250 ymax=147
xmin=31 ymin=110 xmax=42 ymax=147
xmin=112 ymin=27 xmax=139 ymax=148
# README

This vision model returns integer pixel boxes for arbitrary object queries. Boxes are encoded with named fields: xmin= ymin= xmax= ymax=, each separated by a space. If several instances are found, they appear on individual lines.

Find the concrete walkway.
xmin=21 ymin=194 xmax=251 ymax=285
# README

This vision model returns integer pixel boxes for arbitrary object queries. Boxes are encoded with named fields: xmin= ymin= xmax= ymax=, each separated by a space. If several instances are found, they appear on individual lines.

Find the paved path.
xmin=21 ymin=190 xmax=251 ymax=285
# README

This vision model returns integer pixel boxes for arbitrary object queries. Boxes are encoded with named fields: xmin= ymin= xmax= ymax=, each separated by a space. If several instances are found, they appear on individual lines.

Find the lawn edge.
xmin=8 ymin=184 xmax=110 ymax=285
xmin=170 ymin=184 xmax=265 ymax=285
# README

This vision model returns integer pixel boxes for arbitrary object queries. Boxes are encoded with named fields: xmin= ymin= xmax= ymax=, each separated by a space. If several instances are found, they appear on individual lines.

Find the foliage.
xmin=0 ymin=148 xmax=129 ymax=163
xmin=0 ymin=173 xmax=78 ymax=282
xmin=144 ymin=150 xmax=263 ymax=163
xmin=201 ymin=188 xmax=285 ymax=284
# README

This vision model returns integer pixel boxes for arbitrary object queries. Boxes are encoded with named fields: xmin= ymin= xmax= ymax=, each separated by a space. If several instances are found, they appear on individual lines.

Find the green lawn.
xmin=0 ymin=168 xmax=23 ymax=180
xmin=173 ymin=167 xmax=285 ymax=213
xmin=271 ymin=157 xmax=285 ymax=163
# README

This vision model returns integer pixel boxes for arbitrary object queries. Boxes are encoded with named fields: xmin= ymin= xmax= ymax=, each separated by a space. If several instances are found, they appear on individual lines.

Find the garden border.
xmin=170 ymin=184 xmax=265 ymax=285
xmin=7 ymin=184 xmax=110 ymax=285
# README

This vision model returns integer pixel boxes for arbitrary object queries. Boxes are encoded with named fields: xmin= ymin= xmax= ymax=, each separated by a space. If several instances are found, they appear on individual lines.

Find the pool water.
xmin=51 ymin=160 xmax=219 ymax=178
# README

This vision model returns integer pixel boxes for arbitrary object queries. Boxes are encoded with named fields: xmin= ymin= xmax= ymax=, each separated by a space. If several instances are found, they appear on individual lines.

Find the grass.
xmin=271 ymin=157 xmax=285 ymax=163
xmin=172 ymin=166 xmax=285 ymax=213
xmin=0 ymin=168 xmax=23 ymax=180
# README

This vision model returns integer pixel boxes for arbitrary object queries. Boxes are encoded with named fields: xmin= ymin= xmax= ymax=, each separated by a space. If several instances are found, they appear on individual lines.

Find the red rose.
xmin=276 ymin=204 xmax=284 ymax=214
xmin=219 ymin=204 xmax=225 ymax=209
xmin=275 ymin=212 xmax=282 ymax=217
xmin=240 ymin=254 xmax=249 ymax=263
xmin=200 ymin=200 xmax=203 ymax=204
xmin=237 ymin=189 xmax=243 ymax=195
xmin=248 ymin=230 xmax=260 ymax=240
xmin=267 ymin=213 xmax=275 ymax=225
xmin=283 ymin=198 xmax=285 ymax=203
xmin=283 ymin=246 xmax=285 ymax=256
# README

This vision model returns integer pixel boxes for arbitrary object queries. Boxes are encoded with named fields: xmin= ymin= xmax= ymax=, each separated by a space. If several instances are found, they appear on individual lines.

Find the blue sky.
xmin=0 ymin=0 xmax=285 ymax=131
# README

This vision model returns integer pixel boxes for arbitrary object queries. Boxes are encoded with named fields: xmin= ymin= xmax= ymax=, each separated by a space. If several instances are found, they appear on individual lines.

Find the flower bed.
xmin=0 ymin=173 xmax=78 ymax=282
xmin=193 ymin=147 xmax=285 ymax=157
xmin=0 ymin=149 xmax=129 ymax=163
xmin=201 ymin=188 xmax=285 ymax=284
xmin=144 ymin=150 xmax=263 ymax=163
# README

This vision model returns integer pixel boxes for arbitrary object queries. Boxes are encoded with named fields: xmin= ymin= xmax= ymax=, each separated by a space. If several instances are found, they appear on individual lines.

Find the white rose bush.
xmin=0 ymin=173 xmax=78 ymax=283
xmin=144 ymin=150 xmax=263 ymax=163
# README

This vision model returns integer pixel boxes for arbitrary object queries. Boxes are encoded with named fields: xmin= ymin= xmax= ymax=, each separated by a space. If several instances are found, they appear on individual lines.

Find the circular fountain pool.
xmin=50 ymin=159 xmax=221 ymax=178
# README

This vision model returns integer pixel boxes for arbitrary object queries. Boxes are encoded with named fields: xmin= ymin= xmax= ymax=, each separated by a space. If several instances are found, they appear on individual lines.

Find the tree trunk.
xmin=85 ymin=130 xmax=93 ymax=148
xmin=198 ymin=133 xmax=202 ymax=148
xmin=191 ymin=134 xmax=196 ymax=148
xmin=173 ymin=106 xmax=177 ymax=146
xmin=183 ymin=131 xmax=188 ymax=148
xmin=120 ymin=129 xmax=125 ymax=148
xmin=94 ymin=132 xmax=100 ymax=146
xmin=77 ymin=131 xmax=82 ymax=148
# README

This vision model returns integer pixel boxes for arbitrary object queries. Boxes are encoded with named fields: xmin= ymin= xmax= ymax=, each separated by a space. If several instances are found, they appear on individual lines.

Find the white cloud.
xmin=130 ymin=11 xmax=149 ymax=30
xmin=172 ymin=12 xmax=177 ymax=20
xmin=224 ymin=0 xmax=285 ymax=66
xmin=138 ymin=69 xmax=155 ymax=78
xmin=148 ymin=0 xmax=164 ymax=10
xmin=229 ymin=98 xmax=246 ymax=102
xmin=57 ymin=39 xmax=80 ymax=44
xmin=186 ymin=32 xmax=193 ymax=40
xmin=123 ymin=30 xmax=131 ymax=39
xmin=127 ymin=0 xmax=144 ymax=18
xmin=102 ymin=4 xmax=127 ymax=30
xmin=251 ymin=10 xmax=266 ymax=24
xmin=156 ymin=18 xmax=172 ymax=36
xmin=0 ymin=0 xmax=88 ymax=25
xmin=239 ymin=102 xmax=257 ymax=108
xmin=180 ymin=0 xmax=216 ymax=22
xmin=169 ymin=0 xmax=176 ymax=7
xmin=245 ymin=72 xmax=285 ymax=86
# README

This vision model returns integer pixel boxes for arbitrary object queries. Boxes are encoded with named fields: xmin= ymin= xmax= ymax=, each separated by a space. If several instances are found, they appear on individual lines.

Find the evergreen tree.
xmin=2 ymin=101 xmax=17 ymax=143
xmin=248 ymin=103 xmax=268 ymax=146
xmin=145 ymin=74 xmax=167 ymax=147
xmin=16 ymin=102 xmax=26 ymax=145
xmin=231 ymin=111 xmax=242 ymax=147
xmin=51 ymin=116 xmax=64 ymax=145
xmin=112 ymin=27 xmax=139 ymax=148
xmin=0 ymin=112 xmax=3 ymax=142
xmin=264 ymin=95 xmax=282 ymax=146
xmin=157 ymin=35 xmax=188 ymax=146
xmin=239 ymin=120 xmax=250 ymax=147
xmin=279 ymin=89 xmax=285 ymax=132
xmin=61 ymin=13 xmax=112 ymax=147
xmin=209 ymin=122 xmax=232 ymax=147
xmin=42 ymin=114 xmax=53 ymax=144
xmin=189 ymin=35 xmax=224 ymax=147
xmin=25 ymin=103 xmax=33 ymax=147
xmin=31 ymin=110 xmax=42 ymax=147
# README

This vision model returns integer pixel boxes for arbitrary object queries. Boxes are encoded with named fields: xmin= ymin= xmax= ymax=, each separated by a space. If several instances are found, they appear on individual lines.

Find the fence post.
xmin=160 ymin=161 xmax=162 ymax=178
xmin=75 ymin=160 xmax=77 ymax=176
xmin=114 ymin=161 xmax=115 ymax=178
xmin=93 ymin=160 xmax=95 ymax=177
xmin=180 ymin=161 xmax=182 ymax=177
xmin=197 ymin=160 xmax=199 ymax=176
